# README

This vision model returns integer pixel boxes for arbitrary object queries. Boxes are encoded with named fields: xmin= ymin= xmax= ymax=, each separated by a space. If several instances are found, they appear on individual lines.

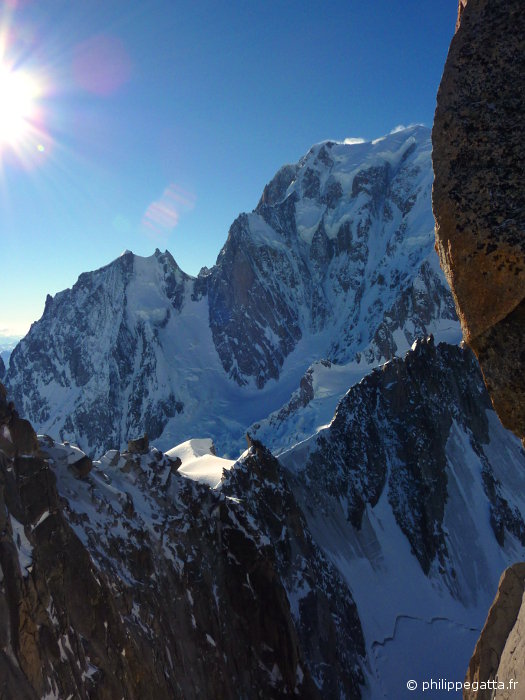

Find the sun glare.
xmin=0 ymin=64 xmax=39 ymax=148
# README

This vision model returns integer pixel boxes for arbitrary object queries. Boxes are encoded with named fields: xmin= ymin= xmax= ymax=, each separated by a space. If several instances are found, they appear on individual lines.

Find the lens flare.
xmin=142 ymin=184 xmax=196 ymax=238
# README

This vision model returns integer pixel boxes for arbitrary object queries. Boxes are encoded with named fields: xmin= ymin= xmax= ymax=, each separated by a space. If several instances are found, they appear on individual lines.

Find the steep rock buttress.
xmin=432 ymin=0 xmax=525 ymax=443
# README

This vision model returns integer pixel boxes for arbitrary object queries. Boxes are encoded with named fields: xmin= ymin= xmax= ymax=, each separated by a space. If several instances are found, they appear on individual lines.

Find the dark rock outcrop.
xmin=127 ymin=434 xmax=149 ymax=454
xmin=220 ymin=439 xmax=365 ymax=697
xmin=464 ymin=563 xmax=525 ymax=700
xmin=432 ymin=0 xmax=525 ymax=442
xmin=0 ymin=384 xmax=171 ymax=699
xmin=0 ymin=382 xmax=366 ymax=698
xmin=69 ymin=453 xmax=93 ymax=478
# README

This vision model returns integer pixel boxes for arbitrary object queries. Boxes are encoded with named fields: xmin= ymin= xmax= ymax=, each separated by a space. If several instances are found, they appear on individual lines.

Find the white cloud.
xmin=390 ymin=123 xmax=426 ymax=134
xmin=344 ymin=137 xmax=366 ymax=145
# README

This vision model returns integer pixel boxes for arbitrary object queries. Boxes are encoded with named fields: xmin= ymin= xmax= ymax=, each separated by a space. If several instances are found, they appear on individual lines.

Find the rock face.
xmin=432 ymin=0 xmax=525 ymax=442
xmin=0 ymin=385 xmax=170 ymax=699
xmin=127 ymin=434 xmax=149 ymax=454
xmin=464 ymin=563 xmax=525 ymax=700
xmin=0 ymin=381 xmax=366 ymax=698
xmin=280 ymin=339 xmax=525 ymax=694
xmin=2 ymin=332 xmax=525 ymax=697
xmin=6 ymin=126 xmax=459 ymax=456
xmin=0 ymin=355 xmax=4 ymax=380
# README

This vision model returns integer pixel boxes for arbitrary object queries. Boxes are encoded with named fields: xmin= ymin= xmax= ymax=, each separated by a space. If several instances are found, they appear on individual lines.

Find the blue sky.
xmin=0 ymin=0 xmax=458 ymax=337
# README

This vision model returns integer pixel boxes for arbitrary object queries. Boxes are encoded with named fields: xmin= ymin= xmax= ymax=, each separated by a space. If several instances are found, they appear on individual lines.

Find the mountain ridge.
xmin=6 ymin=126 xmax=459 ymax=457
xmin=2 ymin=336 xmax=523 ymax=698
xmin=280 ymin=338 xmax=525 ymax=695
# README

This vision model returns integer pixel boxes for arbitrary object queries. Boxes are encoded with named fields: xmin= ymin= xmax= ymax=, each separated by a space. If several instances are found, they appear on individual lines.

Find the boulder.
xmin=127 ymin=434 xmax=149 ymax=454
xmin=8 ymin=416 xmax=39 ymax=456
xmin=69 ymin=454 xmax=93 ymax=478
xmin=432 ymin=0 xmax=525 ymax=443
xmin=166 ymin=455 xmax=182 ymax=473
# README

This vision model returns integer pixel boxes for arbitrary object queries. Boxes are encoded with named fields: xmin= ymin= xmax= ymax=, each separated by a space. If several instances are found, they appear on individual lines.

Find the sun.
xmin=0 ymin=63 xmax=39 ymax=149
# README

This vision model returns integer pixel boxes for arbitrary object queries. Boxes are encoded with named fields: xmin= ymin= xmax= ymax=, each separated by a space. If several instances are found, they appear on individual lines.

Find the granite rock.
xmin=464 ymin=563 xmax=525 ymax=700
xmin=432 ymin=0 xmax=525 ymax=441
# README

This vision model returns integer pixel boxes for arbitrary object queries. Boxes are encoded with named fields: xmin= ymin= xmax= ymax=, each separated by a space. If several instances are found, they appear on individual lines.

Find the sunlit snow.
xmin=166 ymin=438 xmax=235 ymax=489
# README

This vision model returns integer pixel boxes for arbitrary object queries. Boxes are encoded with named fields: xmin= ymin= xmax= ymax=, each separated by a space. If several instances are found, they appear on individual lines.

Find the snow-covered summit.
xmin=208 ymin=125 xmax=455 ymax=385
xmin=6 ymin=126 xmax=458 ymax=455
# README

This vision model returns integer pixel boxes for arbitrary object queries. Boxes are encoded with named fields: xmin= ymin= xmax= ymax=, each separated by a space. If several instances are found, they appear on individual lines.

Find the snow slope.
xmin=280 ymin=339 xmax=525 ymax=698
xmin=165 ymin=438 xmax=235 ymax=489
xmin=6 ymin=126 xmax=459 ymax=457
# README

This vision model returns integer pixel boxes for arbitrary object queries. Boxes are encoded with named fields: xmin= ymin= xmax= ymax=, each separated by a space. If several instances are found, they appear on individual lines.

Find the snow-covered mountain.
xmin=280 ymin=338 xmax=525 ymax=697
xmin=6 ymin=126 xmax=459 ymax=456
xmin=249 ymin=252 xmax=459 ymax=453
xmin=1 ymin=338 xmax=522 ymax=699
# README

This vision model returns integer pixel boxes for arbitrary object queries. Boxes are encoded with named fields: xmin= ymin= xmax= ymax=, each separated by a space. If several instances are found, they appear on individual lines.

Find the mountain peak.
xmin=6 ymin=125 xmax=458 ymax=455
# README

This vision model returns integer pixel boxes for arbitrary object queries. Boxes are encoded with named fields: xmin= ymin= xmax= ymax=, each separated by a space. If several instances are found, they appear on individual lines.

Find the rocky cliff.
xmin=0 ymin=381 xmax=366 ymax=699
xmin=280 ymin=338 xmax=525 ymax=695
xmin=432 ymin=0 xmax=525 ymax=443
xmin=434 ymin=3 xmax=525 ymax=696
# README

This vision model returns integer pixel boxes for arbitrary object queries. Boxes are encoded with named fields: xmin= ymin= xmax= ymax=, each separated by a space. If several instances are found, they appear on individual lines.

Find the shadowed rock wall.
xmin=0 ymin=381 xmax=366 ymax=699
